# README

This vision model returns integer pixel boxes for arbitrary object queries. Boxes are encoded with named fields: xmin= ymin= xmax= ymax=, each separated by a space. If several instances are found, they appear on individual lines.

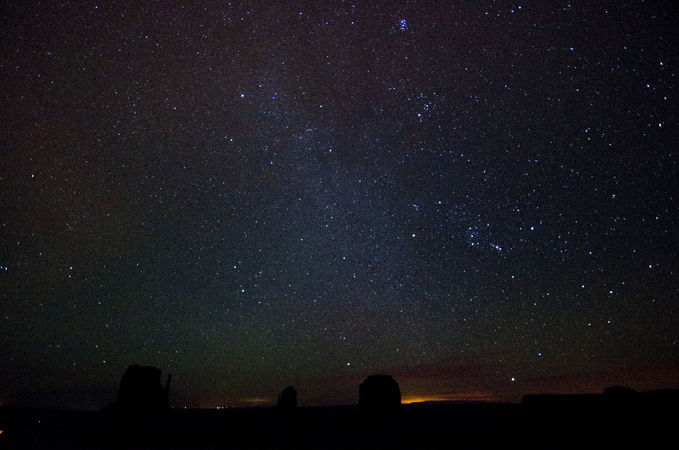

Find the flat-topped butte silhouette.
xmin=112 ymin=364 xmax=171 ymax=411
xmin=277 ymin=386 xmax=297 ymax=409
xmin=359 ymin=374 xmax=401 ymax=409
xmin=521 ymin=385 xmax=678 ymax=415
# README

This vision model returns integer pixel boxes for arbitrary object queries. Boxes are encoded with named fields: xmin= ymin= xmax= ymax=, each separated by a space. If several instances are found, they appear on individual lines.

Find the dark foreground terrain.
xmin=1 ymin=392 xmax=676 ymax=449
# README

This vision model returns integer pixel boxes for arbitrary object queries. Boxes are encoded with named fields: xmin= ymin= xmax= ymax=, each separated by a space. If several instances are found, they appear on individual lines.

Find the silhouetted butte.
xmin=114 ymin=364 xmax=170 ymax=411
xmin=359 ymin=375 xmax=401 ymax=410
xmin=277 ymin=385 xmax=297 ymax=409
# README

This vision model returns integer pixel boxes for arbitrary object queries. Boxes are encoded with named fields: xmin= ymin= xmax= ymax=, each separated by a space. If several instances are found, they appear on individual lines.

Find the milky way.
xmin=1 ymin=1 xmax=677 ymax=409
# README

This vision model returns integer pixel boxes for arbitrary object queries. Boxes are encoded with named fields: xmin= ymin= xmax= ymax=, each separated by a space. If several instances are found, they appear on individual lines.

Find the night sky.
xmin=2 ymin=1 xmax=678 ymax=410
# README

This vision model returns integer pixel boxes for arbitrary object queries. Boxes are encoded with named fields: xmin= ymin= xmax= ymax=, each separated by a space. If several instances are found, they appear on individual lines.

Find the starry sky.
xmin=1 ymin=1 xmax=678 ymax=410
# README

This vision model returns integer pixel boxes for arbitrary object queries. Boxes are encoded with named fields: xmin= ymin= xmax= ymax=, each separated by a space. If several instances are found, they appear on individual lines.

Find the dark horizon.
xmin=3 ymin=360 xmax=677 ymax=411
xmin=2 ymin=386 xmax=675 ymax=450
xmin=2 ymin=1 xmax=678 ymax=412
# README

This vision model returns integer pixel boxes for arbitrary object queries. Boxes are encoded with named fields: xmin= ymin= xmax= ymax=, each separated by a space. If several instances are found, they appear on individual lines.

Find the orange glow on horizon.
xmin=402 ymin=395 xmax=451 ymax=404
xmin=402 ymin=391 xmax=500 ymax=404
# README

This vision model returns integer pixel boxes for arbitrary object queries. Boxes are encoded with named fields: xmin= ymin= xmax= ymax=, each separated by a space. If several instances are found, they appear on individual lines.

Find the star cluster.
xmin=1 ymin=1 xmax=677 ymax=409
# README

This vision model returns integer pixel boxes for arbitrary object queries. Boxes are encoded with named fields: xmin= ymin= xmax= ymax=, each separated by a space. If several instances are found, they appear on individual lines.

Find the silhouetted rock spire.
xmin=359 ymin=375 xmax=401 ymax=409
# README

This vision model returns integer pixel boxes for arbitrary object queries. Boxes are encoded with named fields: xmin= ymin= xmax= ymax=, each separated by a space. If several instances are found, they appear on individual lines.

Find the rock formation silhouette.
xmin=520 ymin=386 xmax=679 ymax=449
xmin=115 ymin=364 xmax=170 ymax=410
xmin=359 ymin=375 xmax=401 ymax=409
xmin=603 ymin=385 xmax=637 ymax=397
xmin=277 ymin=386 xmax=297 ymax=409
